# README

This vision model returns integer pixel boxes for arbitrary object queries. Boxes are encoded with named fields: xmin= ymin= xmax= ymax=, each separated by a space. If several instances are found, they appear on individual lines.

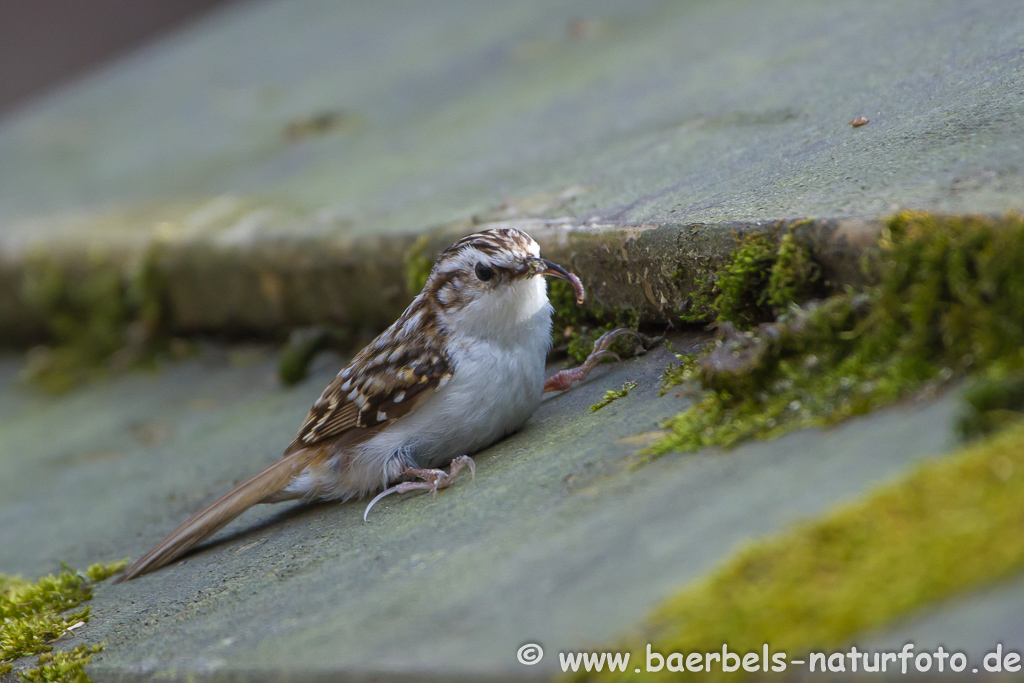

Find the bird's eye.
xmin=474 ymin=262 xmax=494 ymax=282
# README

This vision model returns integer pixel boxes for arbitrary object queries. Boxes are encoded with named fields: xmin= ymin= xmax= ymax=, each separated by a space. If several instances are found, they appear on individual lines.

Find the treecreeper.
xmin=118 ymin=227 xmax=630 ymax=581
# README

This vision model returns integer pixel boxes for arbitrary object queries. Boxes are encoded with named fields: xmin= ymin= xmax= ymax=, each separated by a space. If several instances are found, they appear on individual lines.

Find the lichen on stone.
xmin=649 ymin=212 xmax=1024 ymax=457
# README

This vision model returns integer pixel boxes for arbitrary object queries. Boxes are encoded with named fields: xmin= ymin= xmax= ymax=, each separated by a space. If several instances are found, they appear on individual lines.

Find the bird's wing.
xmin=285 ymin=341 xmax=453 ymax=455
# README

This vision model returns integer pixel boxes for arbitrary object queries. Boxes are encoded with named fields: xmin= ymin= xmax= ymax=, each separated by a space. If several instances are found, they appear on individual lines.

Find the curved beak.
xmin=528 ymin=258 xmax=585 ymax=305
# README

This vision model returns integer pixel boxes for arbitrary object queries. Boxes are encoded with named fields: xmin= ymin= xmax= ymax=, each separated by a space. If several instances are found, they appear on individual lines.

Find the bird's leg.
xmin=544 ymin=328 xmax=639 ymax=393
xmin=363 ymin=455 xmax=476 ymax=521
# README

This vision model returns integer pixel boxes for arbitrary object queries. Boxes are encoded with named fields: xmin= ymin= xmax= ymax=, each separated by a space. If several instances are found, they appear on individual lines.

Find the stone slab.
xmin=0 ymin=335 xmax=968 ymax=678
xmin=1 ymin=0 xmax=1022 ymax=250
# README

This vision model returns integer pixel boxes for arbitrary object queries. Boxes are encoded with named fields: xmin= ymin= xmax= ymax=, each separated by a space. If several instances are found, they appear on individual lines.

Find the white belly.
xmin=396 ymin=339 xmax=545 ymax=464
xmin=286 ymin=342 xmax=547 ymax=502
xmin=291 ymin=276 xmax=553 ymax=501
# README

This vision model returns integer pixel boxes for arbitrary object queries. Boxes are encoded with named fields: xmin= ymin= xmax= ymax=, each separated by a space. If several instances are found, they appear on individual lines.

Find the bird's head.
xmin=422 ymin=227 xmax=584 ymax=342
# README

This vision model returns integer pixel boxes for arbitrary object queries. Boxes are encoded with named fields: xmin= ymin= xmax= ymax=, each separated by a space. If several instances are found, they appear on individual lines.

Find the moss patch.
xmin=682 ymin=226 xmax=823 ymax=328
xmin=1 ymin=560 xmax=125 ymax=681
xmin=957 ymin=370 xmax=1024 ymax=441
xmin=402 ymin=234 xmax=436 ymax=297
xmin=573 ymin=423 xmax=1024 ymax=682
xmin=650 ymin=213 xmax=1024 ymax=457
xmin=591 ymin=381 xmax=637 ymax=412
xmin=767 ymin=227 xmax=823 ymax=311
xmin=550 ymin=278 xmax=643 ymax=364
xmin=706 ymin=232 xmax=777 ymax=328
xmin=274 ymin=232 xmax=447 ymax=386
xmin=658 ymin=350 xmax=699 ymax=397
xmin=16 ymin=645 xmax=103 ymax=683
xmin=276 ymin=326 xmax=353 ymax=386
xmin=19 ymin=250 xmax=171 ymax=394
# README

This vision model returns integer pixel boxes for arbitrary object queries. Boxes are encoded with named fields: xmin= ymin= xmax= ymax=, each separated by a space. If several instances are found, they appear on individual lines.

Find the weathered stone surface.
xmin=0 ymin=337 xmax=964 ymax=677
xmin=2 ymin=0 xmax=1022 ymax=240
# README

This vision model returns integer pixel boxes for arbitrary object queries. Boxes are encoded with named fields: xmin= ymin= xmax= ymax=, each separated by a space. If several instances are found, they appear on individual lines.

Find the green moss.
xmin=18 ymin=645 xmax=103 ymax=683
xmin=712 ymin=233 xmax=778 ymax=328
xmin=767 ymin=228 xmax=822 ymax=310
xmin=402 ymin=234 xmax=436 ymax=297
xmin=574 ymin=423 xmax=1024 ymax=682
xmin=957 ymin=367 xmax=1024 ymax=440
xmin=550 ymin=278 xmax=643 ymax=364
xmin=79 ymin=564 xmax=125 ymax=583
xmin=681 ymin=227 xmax=822 ymax=328
xmin=658 ymin=353 xmax=699 ymax=396
xmin=649 ymin=213 xmax=1024 ymax=457
xmin=679 ymin=276 xmax=716 ymax=324
xmin=590 ymin=381 xmax=637 ymax=412
xmin=277 ymin=326 xmax=353 ymax=386
xmin=1 ymin=560 xmax=125 ymax=681
xmin=19 ymin=250 xmax=170 ymax=394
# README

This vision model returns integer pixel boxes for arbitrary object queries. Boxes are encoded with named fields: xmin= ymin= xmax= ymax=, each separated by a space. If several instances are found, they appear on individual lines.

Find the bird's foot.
xmin=363 ymin=455 xmax=476 ymax=521
xmin=544 ymin=328 xmax=639 ymax=393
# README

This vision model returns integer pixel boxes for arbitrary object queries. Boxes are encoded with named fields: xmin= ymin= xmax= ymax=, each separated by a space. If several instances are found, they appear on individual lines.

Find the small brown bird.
xmin=118 ymin=227 xmax=628 ymax=581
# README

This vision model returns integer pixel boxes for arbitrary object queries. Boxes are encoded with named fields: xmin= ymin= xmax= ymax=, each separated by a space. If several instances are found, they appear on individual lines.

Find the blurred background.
xmin=0 ymin=0 xmax=235 ymax=117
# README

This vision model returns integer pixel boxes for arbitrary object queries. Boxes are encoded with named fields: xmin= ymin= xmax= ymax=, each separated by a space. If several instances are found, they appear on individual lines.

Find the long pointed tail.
xmin=116 ymin=449 xmax=318 ymax=582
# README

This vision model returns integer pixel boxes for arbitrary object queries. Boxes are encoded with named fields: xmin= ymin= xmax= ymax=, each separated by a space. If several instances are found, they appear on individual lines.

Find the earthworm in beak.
xmin=530 ymin=258 xmax=585 ymax=305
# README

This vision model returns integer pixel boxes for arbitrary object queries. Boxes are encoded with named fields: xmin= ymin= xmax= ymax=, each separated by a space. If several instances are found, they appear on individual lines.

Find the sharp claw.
xmin=363 ymin=481 xmax=429 ymax=521
xmin=364 ymin=487 xmax=402 ymax=522
xmin=363 ymin=456 xmax=476 ymax=521
xmin=362 ymin=489 xmax=389 ymax=520
xmin=543 ymin=329 xmax=638 ymax=394
xmin=449 ymin=454 xmax=476 ymax=483
xmin=592 ymin=328 xmax=641 ymax=353
xmin=589 ymin=350 xmax=621 ymax=365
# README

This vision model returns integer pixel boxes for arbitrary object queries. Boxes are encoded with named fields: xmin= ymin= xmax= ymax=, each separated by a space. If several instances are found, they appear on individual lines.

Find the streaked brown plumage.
xmin=117 ymin=227 xmax=617 ymax=582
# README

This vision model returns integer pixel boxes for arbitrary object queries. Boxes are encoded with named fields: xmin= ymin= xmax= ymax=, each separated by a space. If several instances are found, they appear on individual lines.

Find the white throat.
xmin=443 ymin=275 xmax=553 ymax=349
